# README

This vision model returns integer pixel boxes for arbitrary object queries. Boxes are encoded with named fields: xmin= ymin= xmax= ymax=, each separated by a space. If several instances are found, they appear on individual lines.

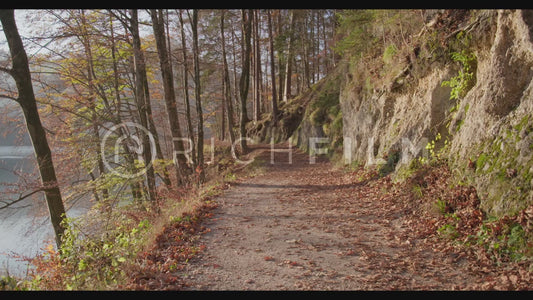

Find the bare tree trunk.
xmin=276 ymin=10 xmax=284 ymax=104
xmin=220 ymin=74 xmax=226 ymax=141
xmin=239 ymin=9 xmax=252 ymax=153
xmin=295 ymin=56 xmax=301 ymax=95
xmin=130 ymin=9 xmax=157 ymax=203
xmin=312 ymin=11 xmax=317 ymax=84
xmin=111 ymin=10 xmax=152 ymax=202
xmin=80 ymin=10 xmax=110 ymax=203
xmin=302 ymin=13 xmax=311 ymax=90
xmin=108 ymin=11 xmax=145 ymax=203
xmin=191 ymin=9 xmax=205 ymax=183
xmin=220 ymin=10 xmax=236 ymax=146
xmin=252 ymin=10 xmax=261 ymax=122
xmin=322 ymin=11 xmax=329 ymax=75
xmin=0 ymin=9 xmax=66 ymax=248
xmin=231 ymin=24 xmax=240 ymax=123
xmin=283 ymin=10 xmax=295 ymax=102
xmin=150 ymin=9 xmax=190 ymax=185
xmin=177 ymin=9 xmax=196 ymax=168
xmin=148 ymin=9 xmax=172 ymax=188
xmin=267 ymin=10 xmax=279 ymax=124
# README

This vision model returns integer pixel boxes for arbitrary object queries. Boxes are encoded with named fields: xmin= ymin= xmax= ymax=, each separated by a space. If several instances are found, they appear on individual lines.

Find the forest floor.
xmin=137 ymin=143 xmax=532 ymax=291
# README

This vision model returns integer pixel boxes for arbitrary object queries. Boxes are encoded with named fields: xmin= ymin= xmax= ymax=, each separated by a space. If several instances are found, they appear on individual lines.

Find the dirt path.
xmin=179 ymin=144 xmax=495 ymax=290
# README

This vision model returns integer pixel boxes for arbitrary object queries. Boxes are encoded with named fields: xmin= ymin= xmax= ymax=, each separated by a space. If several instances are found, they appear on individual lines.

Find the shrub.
xmin=28 ymin=217 xmax=151 ymax=290
xmin=441 ymin=49 xmax=477 ymax=100
xmin=383 ymin=44 xmax=398 ymax=64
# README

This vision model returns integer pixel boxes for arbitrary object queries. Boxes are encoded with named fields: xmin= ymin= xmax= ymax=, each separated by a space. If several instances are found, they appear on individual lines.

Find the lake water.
xmin=0 ymin=151 xmax=93 ymax=278
xmin=0 ymin=88 xmax=88 ymax=278
xmin=0 ymin=155 xmax=54 ymax=277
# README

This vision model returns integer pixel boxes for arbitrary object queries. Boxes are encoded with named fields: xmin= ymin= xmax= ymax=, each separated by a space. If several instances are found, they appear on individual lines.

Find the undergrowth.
xmin=400 ymin=157 xmax=533 ymax=272
xmin=1 ymin=143 xmax=266 ymax=291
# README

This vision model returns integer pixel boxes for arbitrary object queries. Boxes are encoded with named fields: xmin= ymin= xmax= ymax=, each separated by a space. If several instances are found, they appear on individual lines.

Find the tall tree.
xmin=283 ymin=10 xmax=296 ymax=102
xmin=252 ymin=10 xmax=262 ymax=122
xmin=301 ymin=11 xmax=311 ymax=90
xmin=150 ymin=9 xmax=190 ymax=185
xmin=190 ymin=9 xmax=205 ymax=183
xmin=267 ymin=9 xmax=279 ymax=124
xmin=220 ymin=10 xmax=236 ymax=145
xmin=177 ymin=9 xmax=196 ymax=167
xmin=239 ymin=9 xmax=252 ymax=153
xmin=78 ymin=10 xmax=110 ymax=203
xmin=107 ymin=10 xmax=148 ymax=203
xmin=276 ymin=10 xmax=285 ymax=103
xmin=112 ymin=12 xmax=170 ymax=185
xmin=230 ymin=19 xmax=240 ymax=123
xmin=129 ymin=9 xmax=157 ymax=203
xmin=0 ymin=9 xmax=67 ymax=248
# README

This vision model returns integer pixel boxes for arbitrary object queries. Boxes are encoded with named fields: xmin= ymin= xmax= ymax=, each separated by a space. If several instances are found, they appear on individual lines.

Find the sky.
xmin=1 ymin=9 xmax=160 ymax=61
xmin=0 ymin=10 xmax=40 ymax=52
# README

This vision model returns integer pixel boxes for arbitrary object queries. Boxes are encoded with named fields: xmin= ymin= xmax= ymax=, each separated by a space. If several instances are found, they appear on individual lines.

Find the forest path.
xmin=179 ymin=143 xmax=490 ymax=290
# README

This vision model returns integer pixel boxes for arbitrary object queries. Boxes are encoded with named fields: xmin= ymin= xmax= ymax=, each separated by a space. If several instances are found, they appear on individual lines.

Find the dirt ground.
xmin=177 ymin=144 xmax=520 ymax=291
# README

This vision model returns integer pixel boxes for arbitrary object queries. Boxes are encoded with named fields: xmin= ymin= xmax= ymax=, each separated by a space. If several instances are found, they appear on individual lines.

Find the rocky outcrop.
xmin=341 ymin=10 xmax=533 ymax=217
xmin=248 ymin=69 xmax=342 ymax=153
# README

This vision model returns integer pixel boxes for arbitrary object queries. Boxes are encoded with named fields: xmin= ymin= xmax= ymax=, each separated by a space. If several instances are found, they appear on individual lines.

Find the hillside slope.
xmin=340 ymin=10 xmax=533 ymax=218
xmin=255 ymin=10 xmax=533 ymax=219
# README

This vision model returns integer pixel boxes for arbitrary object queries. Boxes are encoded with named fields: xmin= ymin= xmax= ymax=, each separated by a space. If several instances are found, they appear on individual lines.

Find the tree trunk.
xmin=239 ymin=9 xmax=252 ymax=153
xmin=267 ymin=10 xmax=279 ymax=124
xmin=150 ymin=9 xmax=190 ymax=185
xmin=220 ymin=72 xmax=226 ymax=141
xmin=108 ymin=11 xmax=145 ymax=203
xmin=79 ymin=10 xmax=110 ymax=203
xmin=276 ymin=10 xmax=284 ymax=104
xmin=322 ymin=11 xmax=329 ymax=75
xmin=177 ymin=9 xmax=196 ymax=168
xmin=252 ymin=10 xmax=261 ymax=122
xmin=220 ymin=10 xmax=236 ymax=146
xmin=0 ymin=9 xmax=66 ymax=248
xmin=130 ymin=9 xmax=157 ymax=203
xmin=231 ymin=25 xmax=240 ymax=123
xmin=283 ymin=10 xmax=295 ymax=102
xmin=191 ymin=10 xmax=205 ymax=183
xmin=302 ymin=13 xmax=311 ymax=90
xmin=150 ymin=10 xmax=173 ymax=188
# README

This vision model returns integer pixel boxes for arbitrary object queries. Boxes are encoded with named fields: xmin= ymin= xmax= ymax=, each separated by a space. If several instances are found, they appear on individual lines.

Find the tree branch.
xmin=0 ymin=93 xmax=19 ymax=102
xmin=0 ymin=188 xmax=46 ymax=210
xmin=107 ymin=9 xmax=132 ymax=31
xmin=0 ymin=65 xmax=13 ymax=75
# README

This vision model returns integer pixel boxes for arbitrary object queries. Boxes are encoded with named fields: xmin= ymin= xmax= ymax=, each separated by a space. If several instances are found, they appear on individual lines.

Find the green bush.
xmin=441 ymin=49 xmax=477 ymax=100
xmin=378 ymin=150 xmax=400 ymax=177
xmin=51 ymin=217 xmax=151 ymax=290
xmin=383 ymin=44 xmax=398 ymax=64
xmin=438 ymin=223 xmax=459 ymax=240
xmin=0 ymin=275 xmax=25 ymax=290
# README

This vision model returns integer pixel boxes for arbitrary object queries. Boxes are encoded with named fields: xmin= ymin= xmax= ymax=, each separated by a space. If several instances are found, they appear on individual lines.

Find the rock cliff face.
xmin=340 ymin=10 xmax=533 ymax=217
